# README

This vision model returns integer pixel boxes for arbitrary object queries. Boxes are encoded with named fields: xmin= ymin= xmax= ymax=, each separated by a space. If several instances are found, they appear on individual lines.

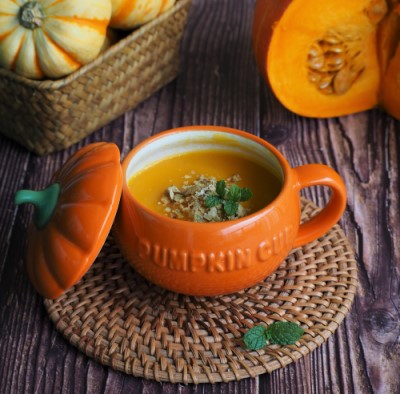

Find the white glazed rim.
xmin=126 ymin=129 xmax=284 ymax=182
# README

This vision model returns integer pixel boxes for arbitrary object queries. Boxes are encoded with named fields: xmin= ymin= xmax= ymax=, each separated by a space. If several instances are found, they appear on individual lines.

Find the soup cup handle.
xmin=292 ymin=164 xmax=347 ymax=248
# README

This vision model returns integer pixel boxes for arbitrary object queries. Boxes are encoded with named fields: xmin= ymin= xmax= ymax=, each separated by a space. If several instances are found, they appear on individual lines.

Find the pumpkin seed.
xmin=319 ymin=85 xmax=334 ymax=95
xmin=309 ymin=44 xmax=323 ymax=57
xmin=324 ymin=44 xmax=345 ymax=54
xmin=308 ymin=56 xmax=325 ymax=70
xmin=326 ymin=53 xmax=345 ymax=65
xmin=323 ymin=33 xmax=342 ymax=45
xmin=308 ymin=71 xmax=321 ymax=83
xmin=319 ymin=80 xmax=332 ymax=90
xmin=365 ymin=0 xmax=388 ymax=24
xmin=333 ymin=66 xmax=363 ymax=95
xmin=327 ymin=63 xmax=345 ymax=72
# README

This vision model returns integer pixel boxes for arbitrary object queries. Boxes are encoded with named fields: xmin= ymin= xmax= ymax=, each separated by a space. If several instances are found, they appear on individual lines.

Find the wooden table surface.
xmin=1 ymin=1 xmax=399 ymax=393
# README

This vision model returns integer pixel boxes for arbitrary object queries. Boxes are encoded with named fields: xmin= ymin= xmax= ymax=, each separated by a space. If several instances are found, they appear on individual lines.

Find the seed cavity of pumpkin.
xmin=307 ymin=0 xmax=389 ymax=96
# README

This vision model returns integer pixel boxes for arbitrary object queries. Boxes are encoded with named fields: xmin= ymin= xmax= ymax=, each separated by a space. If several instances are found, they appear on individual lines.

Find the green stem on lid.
xmin=15 ymin=183 xmax=61 ymax=229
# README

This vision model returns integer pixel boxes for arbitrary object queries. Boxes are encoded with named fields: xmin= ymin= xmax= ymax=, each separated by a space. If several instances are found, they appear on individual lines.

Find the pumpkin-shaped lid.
xmin=15 ymin=143 xmax=123 ymax=299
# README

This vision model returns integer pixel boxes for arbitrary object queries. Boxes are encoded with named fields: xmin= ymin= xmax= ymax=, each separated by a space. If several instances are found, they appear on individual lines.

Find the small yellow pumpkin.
xmin=0 ymin=0 xmax=112 ymax=79
xmin=110 ymin=0 xmax=176 ymax=29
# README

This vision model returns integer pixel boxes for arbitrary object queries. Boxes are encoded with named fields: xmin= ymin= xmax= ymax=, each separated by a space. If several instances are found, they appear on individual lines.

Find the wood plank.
xmin=0 ymin=0 xmax=399 ymax=393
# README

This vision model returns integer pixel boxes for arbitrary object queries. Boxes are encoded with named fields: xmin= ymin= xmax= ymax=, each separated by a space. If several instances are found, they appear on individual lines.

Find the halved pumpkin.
xmin=252 ymin=0 xmax=400 ymax=119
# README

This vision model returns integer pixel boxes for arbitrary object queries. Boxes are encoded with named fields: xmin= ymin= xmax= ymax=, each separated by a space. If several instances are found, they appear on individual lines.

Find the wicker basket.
xmin=0 ymin=0 xmax=192 ymax=155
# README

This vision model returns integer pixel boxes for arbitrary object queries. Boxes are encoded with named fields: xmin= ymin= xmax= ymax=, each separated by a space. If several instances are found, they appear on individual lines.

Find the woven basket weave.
xmin=0 ymin=0 xmax=191 ymax=156
xmin=44 ymin=199 xmax=358 ymax=384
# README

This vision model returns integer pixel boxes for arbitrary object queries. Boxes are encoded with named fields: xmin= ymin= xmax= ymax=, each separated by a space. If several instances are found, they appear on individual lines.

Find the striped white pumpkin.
xmin=110 ymin=0 xmax=176 ymax=29
xmin=0 ymin=0 xmax=112 ymax=79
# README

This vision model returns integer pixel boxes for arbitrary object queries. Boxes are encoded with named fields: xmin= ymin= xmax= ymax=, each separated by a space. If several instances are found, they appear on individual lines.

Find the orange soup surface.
xmin=128 ymin=150 xmax=282 ymax=219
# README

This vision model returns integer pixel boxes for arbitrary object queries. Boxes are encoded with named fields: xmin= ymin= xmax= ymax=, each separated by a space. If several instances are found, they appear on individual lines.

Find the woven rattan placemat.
xmin=44 ymin=198 xmax=358 ymax=384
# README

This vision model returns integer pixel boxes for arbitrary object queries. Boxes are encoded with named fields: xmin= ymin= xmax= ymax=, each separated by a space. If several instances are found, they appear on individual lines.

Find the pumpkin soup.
xmin=128 ymin=150 xmax=282 ymax=221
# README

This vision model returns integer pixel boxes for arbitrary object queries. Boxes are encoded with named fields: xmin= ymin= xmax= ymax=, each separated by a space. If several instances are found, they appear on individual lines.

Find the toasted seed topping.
xmin=158 ymin=174 xmax=252 ymax=222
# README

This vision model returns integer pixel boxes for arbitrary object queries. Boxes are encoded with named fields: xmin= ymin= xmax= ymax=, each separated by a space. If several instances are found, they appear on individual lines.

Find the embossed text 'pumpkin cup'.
xmin=15 ymin=126 xmax=347 ymax=299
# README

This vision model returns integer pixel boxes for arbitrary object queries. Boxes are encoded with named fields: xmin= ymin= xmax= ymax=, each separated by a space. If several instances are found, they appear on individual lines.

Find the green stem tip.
xmin=15 ymin=183 xmax=61 ymax=229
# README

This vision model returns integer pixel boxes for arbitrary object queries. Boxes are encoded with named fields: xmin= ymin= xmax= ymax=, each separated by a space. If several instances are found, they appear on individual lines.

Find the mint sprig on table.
xmin=243 ymin=322 xmax=304 ymax=350
xmin=205 ymin=180 xmax=253 ymax=216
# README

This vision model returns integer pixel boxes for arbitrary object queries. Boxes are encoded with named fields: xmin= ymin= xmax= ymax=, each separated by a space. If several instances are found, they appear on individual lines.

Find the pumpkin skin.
xmin=0 ymin=0 xmax=112 ymax=79
xmin=379 ymin=3 xmax=400 ymax=119
xmin=15 ymin=143 xmax=122 ymax=299
xmin=110 ymin=0 xmax=176 ymax=29
xmin=252 ymin=0 xmax=400 ymax=120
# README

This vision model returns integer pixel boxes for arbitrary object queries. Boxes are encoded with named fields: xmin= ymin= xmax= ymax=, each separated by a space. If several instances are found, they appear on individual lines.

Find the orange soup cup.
xmin=113 ymin=126 xmax=347 ymax=296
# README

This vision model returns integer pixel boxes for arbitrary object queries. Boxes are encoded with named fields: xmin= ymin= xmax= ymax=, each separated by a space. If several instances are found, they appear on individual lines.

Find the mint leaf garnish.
xmin=204 ymin=177 xmax=253 ymax=219
xmin=243 ymin=325 xmax=267 ymax=350
xmin=223 ymin=200 xmax=239 ymax=216
xmin=243 ymin=322 xmax=304 ymax=350
xmin=216 ymin=180 xmax=226 ymax=198
xmin=240 ymin=187 xmax=253 ymax=202
xmin=267 ymin=321 xmax=304 ymax=345
xmin=227 ymin=184 xmax=241 ymax=202
xmin=205 ymin=195 xmax=222 ymax=208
